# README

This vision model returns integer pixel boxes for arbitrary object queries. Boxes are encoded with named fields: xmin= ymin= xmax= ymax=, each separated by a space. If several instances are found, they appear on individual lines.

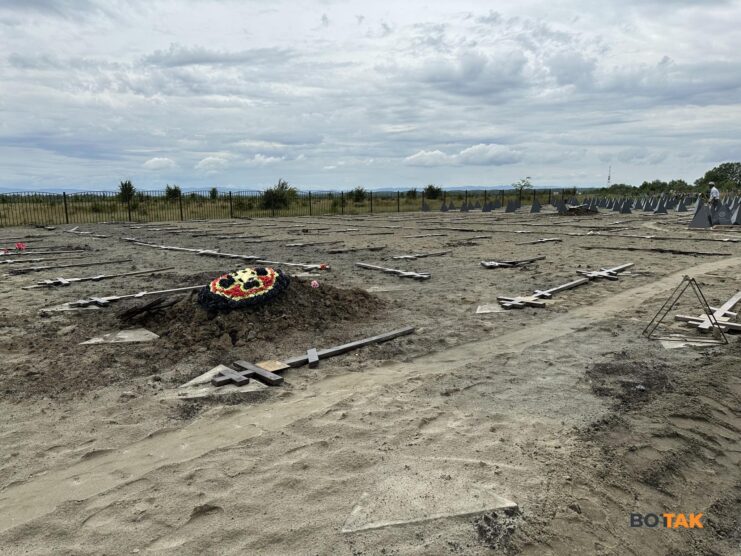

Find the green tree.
xmin=209 ymin=187 xmax=218 ymax=200
xmin=406 ymin=188 xmax=418 ymax=199
xmin=424 ymin=184 xmax=442 ymax=199
xmin=165 ymin=184 xmax=182 ymax=201
xmin=350 ymin=186 xmax=367 ymax=203
xmin=260 ymin=178 xmax=297 ymax=210
xmin=512 ymin=177 xmax=532 ymax=194
xmin=695 ymin=162 xmax=741 ymax=190
xmin=118 ymin=180 xmax=136 ymax=202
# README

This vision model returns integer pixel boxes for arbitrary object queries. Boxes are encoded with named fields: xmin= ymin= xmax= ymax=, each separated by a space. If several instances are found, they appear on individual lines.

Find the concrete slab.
xmin=166 ymin=364 xmax=269 ymax=401
xmin=341 ymin=459 xmax=517 ymax=533
xmin=80 ymin=328 xmax=159 ymax=345
xmin=660 ymin=339 xmax=719 ymax=349
xmin=476 ymin=304 xmax=509 ymax=314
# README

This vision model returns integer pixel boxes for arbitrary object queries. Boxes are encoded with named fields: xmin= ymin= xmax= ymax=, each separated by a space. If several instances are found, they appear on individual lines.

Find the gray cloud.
xmin=0 ymin=0 xmax=739 ymax=190
xmin=141 ymin=43 xmax=296 ymax=68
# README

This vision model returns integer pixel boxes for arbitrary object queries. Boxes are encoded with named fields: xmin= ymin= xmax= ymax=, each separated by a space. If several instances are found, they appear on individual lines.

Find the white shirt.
xmin=710 ymin=186 xmax=720 ymax=200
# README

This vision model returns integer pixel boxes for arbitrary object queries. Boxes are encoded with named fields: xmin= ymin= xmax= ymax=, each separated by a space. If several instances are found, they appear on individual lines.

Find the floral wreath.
xmin=197 ymin=267 xmax=289 ymax=311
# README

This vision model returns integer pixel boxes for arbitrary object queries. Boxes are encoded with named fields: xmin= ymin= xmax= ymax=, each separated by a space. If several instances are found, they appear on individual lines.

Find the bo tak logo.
xmin=630 ymin=513 xmax=704 ymax=529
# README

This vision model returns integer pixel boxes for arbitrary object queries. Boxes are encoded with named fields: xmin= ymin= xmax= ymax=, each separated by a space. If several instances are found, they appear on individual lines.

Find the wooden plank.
xmin=255 ymin=360 xmax=291 ymax=372
xmin=283 ymin=326 xmax=415 ymax=368
xmin=580 ymin=246 xmax=730 ymax=257
xmin=307 ymin=348 xmax=319 ymax=368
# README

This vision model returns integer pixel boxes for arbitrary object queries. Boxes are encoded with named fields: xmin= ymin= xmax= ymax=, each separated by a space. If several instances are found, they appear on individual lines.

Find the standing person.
xmin=708 ymin=181 xmax=720 ymax=208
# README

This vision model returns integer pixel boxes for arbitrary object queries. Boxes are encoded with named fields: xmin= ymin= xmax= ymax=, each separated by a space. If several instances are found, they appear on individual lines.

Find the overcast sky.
xmin=1 ymin=0 xmax=740 ymax=191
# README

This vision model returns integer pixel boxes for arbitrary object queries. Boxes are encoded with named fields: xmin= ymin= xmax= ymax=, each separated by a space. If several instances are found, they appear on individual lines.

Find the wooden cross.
xmin=210 ymin=362 xmax=285 ymax=387
xmin=392 ymin=250 xmax=451 ymax=260
xmin=497 ymin=277 xmax=590 ymax=309
xmin=256 ymin=259 xmax=330 ymax=271
xmin=532 ymin=277 xmax=590 ymax=298
xmin=9 ymin=259 xmax=133 ymax=276
xmin=23 ymin=267 xmax=174 ymax=289
xmin=355 ymin=262 xmax=431 ymax=280
xmin=515 ymin=237 xmax=562 ymax=245
xmin=576 ymin=263 xmax=634 ymax=280
xmin=675 ymin=291 xmax=741 ymax=332
xmin=68 ymin=285 xmax=204 ymax=308
xmin=480 ymin=255 xmax=545 ymax=268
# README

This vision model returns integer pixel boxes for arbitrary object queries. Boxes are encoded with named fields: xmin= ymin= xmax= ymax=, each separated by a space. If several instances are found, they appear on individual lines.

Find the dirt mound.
xmin=1 ymin=275 xmax=383 ymax=401
xmin=123 ymin=276 xmax=382 ymax=351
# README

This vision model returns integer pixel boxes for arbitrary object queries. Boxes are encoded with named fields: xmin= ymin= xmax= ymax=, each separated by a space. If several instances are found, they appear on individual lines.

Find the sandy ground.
xmin=0 ymin=207 xmax=739 ymax=555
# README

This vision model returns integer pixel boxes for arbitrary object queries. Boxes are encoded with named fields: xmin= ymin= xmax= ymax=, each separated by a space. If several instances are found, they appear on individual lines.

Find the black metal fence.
xmin=0 ymin=188 xmax=577 ymax=227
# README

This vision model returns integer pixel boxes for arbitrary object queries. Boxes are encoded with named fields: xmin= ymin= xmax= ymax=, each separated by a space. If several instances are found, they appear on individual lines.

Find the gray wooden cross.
xmin=211 ymin=361 xmax=284 ymax=387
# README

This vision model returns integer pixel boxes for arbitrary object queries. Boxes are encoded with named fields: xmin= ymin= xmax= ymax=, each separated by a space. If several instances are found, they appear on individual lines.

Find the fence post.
xmin=308 ymin=191 xmax=312 ymax=216
xmin=397 ymin=191 xmax=400 ymax=212
xmin=178 ymin=194 xmax=184 ymax=221
xmin=63 ymin=192 xmax=69 ymax=224
xmin=464 ymin=189 xmax=468 ymax=206
xmin=500 ymin=190 xmax=504 ymax=205
xmin=421 ymin=191 xmax=425 ymax=211
xmin=548 ymin=189 xmax=552 ymax=205
xmin=228 ymin=191 xmax=233 ymax=218
xmin=484 ymin=190 xmax=487 ymax=204
xmin=369 ymin=191 xmax=373 ymax=214
xmin=341 ymin=191 xmax=344 ymax=214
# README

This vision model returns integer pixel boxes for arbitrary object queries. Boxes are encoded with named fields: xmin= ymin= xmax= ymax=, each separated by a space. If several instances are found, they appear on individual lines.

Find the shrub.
xmin=406 ymin=188 xmax=417 ymax=200
xmin=260 ymin=179 xmax=297 ymax=210
xmin=209 ymin=187 xmax=218 ymax=200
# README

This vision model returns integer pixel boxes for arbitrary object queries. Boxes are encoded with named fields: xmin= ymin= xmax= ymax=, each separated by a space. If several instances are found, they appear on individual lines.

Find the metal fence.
xmin=0 ymin=188 xmax=576 ymax=227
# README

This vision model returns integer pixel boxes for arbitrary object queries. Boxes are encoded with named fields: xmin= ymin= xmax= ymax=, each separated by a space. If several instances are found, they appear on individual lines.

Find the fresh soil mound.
xmin=125 ymin=277 xmax=382 ymax=351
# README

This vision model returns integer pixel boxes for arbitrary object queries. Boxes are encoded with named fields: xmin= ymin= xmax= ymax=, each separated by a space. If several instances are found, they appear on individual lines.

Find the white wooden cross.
xmin=675 ymin=291 xmax=741 ymax=332
xmin=576 ymin=263 xmax=634 ymax=281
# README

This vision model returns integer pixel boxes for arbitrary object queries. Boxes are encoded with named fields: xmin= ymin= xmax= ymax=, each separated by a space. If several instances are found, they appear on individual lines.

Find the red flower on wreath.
xmin=15 ymin=242 xmax=27 ymax=251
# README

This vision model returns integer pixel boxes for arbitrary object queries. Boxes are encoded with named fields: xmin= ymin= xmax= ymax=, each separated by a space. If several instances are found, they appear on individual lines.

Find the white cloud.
xmin=245 ymin=154 xmax=283 ymax=166
xmin=405 ymin=144 xmax=521 ymax=166
xmin=195 ymin=155 xmax=230 ymax=172
xmin=405 ymin=149 xmax=455 ymax=166
xmin=457 ymin=144 xmax=522 ymax=165
xmin=143 ymin=157 xmax=175 ymax=170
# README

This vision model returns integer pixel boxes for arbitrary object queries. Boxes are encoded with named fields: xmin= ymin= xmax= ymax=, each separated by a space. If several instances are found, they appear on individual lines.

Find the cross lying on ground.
xmin=211 ymin=361 xmax=285 ymax=387
xmin=355 ymin=262 xmax=431 ymax=280
xmin=209 ymin=327 xmax=415 ymax=388
xmin=576 ymin=263 xmax=634 ymax=280
xmin=675 ymin=291 xmax=741 ymax=332
xmin=480 ymin=256 xmax=545 ymax=268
